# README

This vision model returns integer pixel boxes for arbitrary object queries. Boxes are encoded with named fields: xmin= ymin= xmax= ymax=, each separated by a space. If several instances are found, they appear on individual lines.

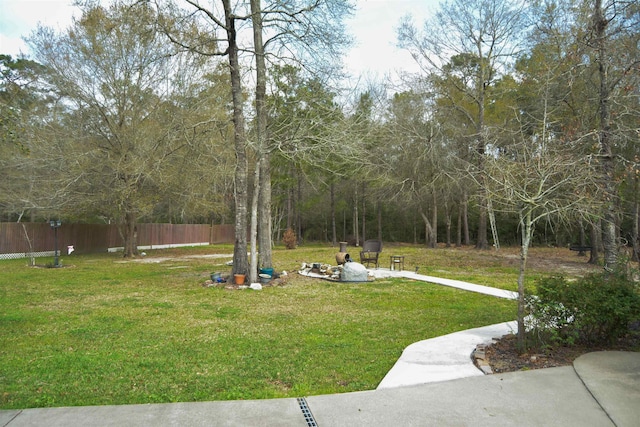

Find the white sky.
xmin=344 ymin=0 xmax=439 ymax=81
xmin=0 ymin=0 xmax=440 ymax=81
xmin=0 ymin=0 xmax=78 ymax=53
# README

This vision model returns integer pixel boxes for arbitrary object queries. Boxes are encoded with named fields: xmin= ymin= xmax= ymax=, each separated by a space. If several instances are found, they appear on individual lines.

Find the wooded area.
xmin=1 ymin=0 xmax=639 ymax=281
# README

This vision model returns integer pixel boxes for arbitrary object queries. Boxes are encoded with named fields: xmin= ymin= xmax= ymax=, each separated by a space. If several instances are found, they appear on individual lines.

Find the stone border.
xmin=472 ymin=343 xmax=495 ymax=375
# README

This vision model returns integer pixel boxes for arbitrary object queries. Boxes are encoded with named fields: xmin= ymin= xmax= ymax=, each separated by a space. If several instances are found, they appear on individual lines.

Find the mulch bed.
xmin=482 ymin=332 xmax=640 ymax=374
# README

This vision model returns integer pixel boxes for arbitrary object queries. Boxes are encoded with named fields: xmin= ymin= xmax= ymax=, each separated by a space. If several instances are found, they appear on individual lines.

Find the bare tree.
xmin=158 ymin=0 xmax=353 ymax=276
xmin=28 ymin=1 xmax=218 ymax=256
xmin=157 ymin=0 xmax=250 ymax=274
xmin=479 ymin=136 xmax=598 ymax=350
xmin=249 ymin=0 xmax=268 ymax=283
xmin=253 ymin=0 xmax=353 ymax=273
xmin=398 ymin=0 xmax=527 ymax=249
xmin=0 ymin=55 xmax=59 ymax=221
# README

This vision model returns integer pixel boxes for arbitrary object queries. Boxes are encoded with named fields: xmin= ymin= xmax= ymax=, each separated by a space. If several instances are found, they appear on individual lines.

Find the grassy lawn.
xmin=0 ymin=243 xmax=592 ymax=409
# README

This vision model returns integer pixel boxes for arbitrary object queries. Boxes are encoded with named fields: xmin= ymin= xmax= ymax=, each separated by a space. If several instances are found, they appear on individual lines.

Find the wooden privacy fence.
xmin=0 ymin=223 xmax=235 ymax=260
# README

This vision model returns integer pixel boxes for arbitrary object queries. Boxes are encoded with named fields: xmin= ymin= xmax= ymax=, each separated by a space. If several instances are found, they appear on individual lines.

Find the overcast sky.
xmin=0 ymin=0 xmax=440 ymax=82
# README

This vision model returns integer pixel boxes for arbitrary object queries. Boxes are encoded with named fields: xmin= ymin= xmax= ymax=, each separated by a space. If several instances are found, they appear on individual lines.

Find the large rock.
xmin=341 ymin=262 xmax=368 ymax=282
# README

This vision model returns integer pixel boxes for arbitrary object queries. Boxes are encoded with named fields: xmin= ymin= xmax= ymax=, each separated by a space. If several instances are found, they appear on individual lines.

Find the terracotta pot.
xmin=233 ymin=274 xmax=246 ymax=285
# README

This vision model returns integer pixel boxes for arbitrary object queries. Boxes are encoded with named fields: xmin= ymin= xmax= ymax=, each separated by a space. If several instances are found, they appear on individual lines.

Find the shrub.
xmin=282 ymin=228 xmax=297 ymax=249
xmin=526 ymin=271 xmax=640 ymax=347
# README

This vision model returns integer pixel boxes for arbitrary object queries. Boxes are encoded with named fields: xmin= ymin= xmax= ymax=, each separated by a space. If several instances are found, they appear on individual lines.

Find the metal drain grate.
xmin=297 ymin=397 xmax=318 ymax=427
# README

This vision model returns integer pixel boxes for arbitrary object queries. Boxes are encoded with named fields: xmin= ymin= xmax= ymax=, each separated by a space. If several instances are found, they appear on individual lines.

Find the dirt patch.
xmin=492 ymin=248 xmax=601 ymax=277
xmin=31 ymin=264 xmax=74 ymax=269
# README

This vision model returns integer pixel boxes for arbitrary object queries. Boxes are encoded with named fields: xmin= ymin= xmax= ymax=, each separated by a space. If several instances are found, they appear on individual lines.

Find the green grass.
xmin=0 ymin=243 xmax=593 ymax=409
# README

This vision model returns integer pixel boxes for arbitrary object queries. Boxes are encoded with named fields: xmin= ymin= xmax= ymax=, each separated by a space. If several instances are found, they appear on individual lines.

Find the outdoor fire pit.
xmin=298 ymin=243 xmax=371 ymax=282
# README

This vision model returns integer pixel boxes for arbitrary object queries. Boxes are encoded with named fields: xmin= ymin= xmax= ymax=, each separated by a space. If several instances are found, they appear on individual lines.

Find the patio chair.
xmin=359 ymin=239 xmax=382 ymax=268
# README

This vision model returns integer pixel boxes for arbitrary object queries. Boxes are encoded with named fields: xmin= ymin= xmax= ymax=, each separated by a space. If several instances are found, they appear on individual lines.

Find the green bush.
xmin=526 ymin=271 xmax=640 ymax=346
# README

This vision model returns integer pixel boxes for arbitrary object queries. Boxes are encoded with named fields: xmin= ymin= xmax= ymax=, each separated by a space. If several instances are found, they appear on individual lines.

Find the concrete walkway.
xmin=369 ymin=268 xmax=518 ymax=300
xmin=377 ymin=321 xmax=517 ymax=388
xmin=308 ymin=351 xmax=640 ymax=427
xmin=2 ymin=351 xmax=637 ymax=426
xmin=370 ymin=268 xmax=518 ymax=388
xmin=2 ymin=269 xmax=638 ymax=426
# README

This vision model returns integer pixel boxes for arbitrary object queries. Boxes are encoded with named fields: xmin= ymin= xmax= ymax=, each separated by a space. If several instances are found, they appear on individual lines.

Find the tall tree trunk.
xmin=463 ymin=191 xmax=470 ymax=245
xmin=251 ymin=0 xmax=272 ymax=269
xmin=578 ymin=220 xmax=587 ymax=256
xmin=343 ymin=208 xmax=346 ymax=242
xmin=274 ymin=205 xmax=282 ymax=244
xmin=517 ymin=210 xmax=533 ymax=352
xmin=122 ymin=208 xmax=138 ymax=258
xmin=258 ymin=158 xmax=272 ymax=266
xmin=296 ymin=173 xmax=302 ymax=244
xmin=594 ymin=0 xmax=619 ymax=270
xmin=331 ymin=182 xmax=337 ymax=246
xmin=286 ymin=186 xmax=292 ymax=230
xmin=20 ymin=223 xmax=35 ymax=266
xmin=354 ymin=184 xmax=359 ymax=246
xmin=377 ymin=200 xmax=382 ymax=242
xmin=589 ymin=221 xmax=600 ymax=265
xmin=420 ymin=209 xmax=434 ymax=249
xmin=361 ymin=182 xmax=366 ymax=242
xmin=445 ymin=199 xmax=452 ymax=248
xmin=476 ymin=197 xmax=488 ymax=249
xmin=456 ymin=202 xmax=462 ymax=247
xmin=475 ymin=48 xmax=489 ymax=250
xmin=632 ymin=198 xmax=639 ymax=264
xmin=224 ymin=0 xmax=248 ymax=276
xmin=431 ymin=190 xmax=438 ymax=248
xmin=249 ymin=160 xmax=260 ymax=283
xmin=631 ymin=163 xmax=640 ymax=264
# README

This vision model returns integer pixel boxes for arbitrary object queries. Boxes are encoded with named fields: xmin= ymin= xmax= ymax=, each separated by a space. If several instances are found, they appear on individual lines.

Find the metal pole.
xmin=50 ymin=220 xmax=61 ymax=267
xmin=53 ymin=226 xmax=59 ymax=267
